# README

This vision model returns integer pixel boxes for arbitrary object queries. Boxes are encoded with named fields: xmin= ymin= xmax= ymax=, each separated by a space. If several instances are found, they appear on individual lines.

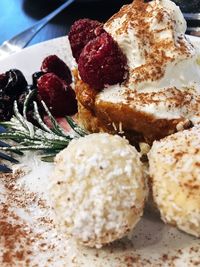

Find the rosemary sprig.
xmin=65 ymin=116 xmax=88 ymax=137
xmin=0 ymin=90 xmax=88 ymax=161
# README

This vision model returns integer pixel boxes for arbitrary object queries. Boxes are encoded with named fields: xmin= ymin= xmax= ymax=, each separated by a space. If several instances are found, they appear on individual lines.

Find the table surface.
xmin=0 ymin=0 xmax=132 ymax=48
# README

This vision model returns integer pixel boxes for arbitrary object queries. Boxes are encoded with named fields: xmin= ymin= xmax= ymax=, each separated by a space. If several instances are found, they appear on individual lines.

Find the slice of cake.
xmin=69 ymin=0 xmax=200 ymax=144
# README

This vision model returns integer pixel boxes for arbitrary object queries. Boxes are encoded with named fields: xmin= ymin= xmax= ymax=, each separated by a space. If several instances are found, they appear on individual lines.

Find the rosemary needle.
xmin=0 ymin=90 xmax=88 ymax=162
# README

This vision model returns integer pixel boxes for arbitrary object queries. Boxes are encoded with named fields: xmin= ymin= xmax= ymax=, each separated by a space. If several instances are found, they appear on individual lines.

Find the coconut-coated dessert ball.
xmin=148 ymin=126 xmax=200 ymax=237
xmin=49 ymin=133 xmax=147 ymax=248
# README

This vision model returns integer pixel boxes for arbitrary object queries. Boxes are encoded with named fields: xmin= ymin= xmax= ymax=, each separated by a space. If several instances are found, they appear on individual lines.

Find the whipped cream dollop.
xmin=98 ymin=0 xmax=200 ymax=122
xmin=104 ymin=0 xmax=200 ymax=92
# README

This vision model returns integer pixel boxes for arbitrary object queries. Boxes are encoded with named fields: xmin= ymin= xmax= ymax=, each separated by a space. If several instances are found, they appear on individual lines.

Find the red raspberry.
xmin=41 ymin=55 xmax=72 ymax=84
xmin=37 ymin=73 xmax=77 ymax=117
xmin=68 ymin=18 xmax=104 ymax=62
xmin=78 ymin=32 xmax=127 ymax=90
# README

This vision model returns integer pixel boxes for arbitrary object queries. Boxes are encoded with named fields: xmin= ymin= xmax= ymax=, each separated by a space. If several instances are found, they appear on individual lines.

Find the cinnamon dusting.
xmin=0 ymin=169 xmax=61 ymax=266
xmin=105 ymin=0 xmax=193 ymax=87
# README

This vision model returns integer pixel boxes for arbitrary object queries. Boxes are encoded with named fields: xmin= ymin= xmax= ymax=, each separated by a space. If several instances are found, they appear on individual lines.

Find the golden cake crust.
xmin=75 ymin=75 xmax=194 ymax=144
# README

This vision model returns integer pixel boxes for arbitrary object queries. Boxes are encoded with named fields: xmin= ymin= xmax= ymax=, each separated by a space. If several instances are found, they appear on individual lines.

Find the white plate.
xmin=0 ymin=36 xmax=200 ymax=267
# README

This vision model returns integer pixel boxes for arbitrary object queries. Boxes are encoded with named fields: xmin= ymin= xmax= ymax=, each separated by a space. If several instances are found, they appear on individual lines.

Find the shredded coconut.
xmin=148 ymin=125 xmax=200 ymax=237
xmin=49 ymin=133 xmax=147 ymax=248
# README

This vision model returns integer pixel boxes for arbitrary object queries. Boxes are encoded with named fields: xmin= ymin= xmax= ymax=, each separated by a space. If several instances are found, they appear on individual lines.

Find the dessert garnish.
xmin=78 ymin=32 xmax=127 ymax=90
xmin=0 ymin=73 xmax=8 ymax=88
xmin=32 ymin=71 xmax=45 ymax=87
xmin=49 ymin=133 xmax=147 ymax=248
xmin=0 ymin=54 xmax=77 ymax=121
xmin=0 ymin=91 xmax=87 ymax=161
xmin=17 ymin=89 xmax=44 ymax=125
xmin=37 ymin=55 xmax=77 ymax=116
xmin=37 ymin=73 xmax=77 ymax=116
xmin=0 ymin=69 xmax=28 ymax=121
xmin=41 ymin=54 xmax=72 ymax=83
xmin=68 ymin=18 xmax=104 ymax=62
xmin=2 ymin=69 xmax=27 ymax=96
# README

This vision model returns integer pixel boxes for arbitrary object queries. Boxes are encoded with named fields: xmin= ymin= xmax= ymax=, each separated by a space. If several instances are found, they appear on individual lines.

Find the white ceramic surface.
xmin=0 ymin=36 xmax=200 ymax=267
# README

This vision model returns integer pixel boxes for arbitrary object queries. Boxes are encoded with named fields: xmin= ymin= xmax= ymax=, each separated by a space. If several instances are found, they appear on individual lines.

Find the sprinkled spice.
xmin=0 ymin=206 xmax=31 ymax=264
xmin=0 ymin=170 xmax=65 ymax=266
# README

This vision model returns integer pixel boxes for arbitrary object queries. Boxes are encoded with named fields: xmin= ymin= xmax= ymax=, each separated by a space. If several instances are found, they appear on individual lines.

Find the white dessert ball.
xmin=148 ymin=126 xmax=200 ymax=237
xmin=49 ymin=133 xmax=147 ymax=248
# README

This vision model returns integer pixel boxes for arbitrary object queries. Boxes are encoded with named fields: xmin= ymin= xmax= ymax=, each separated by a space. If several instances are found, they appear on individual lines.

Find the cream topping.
xmin=100 ymin=0 xmax=200 ymax=121
xmin=104 ymin=0 xmax=200 ymax=92
xmin=97 ymin=84 xmax=200 ymax=123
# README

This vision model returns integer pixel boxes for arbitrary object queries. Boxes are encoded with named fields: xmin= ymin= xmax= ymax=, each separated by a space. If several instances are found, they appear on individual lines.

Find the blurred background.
xmin=0 ymin=0 xmax=199 ymax=47
xmin=0 ymin=0 xmax=132 ymax=46
xmin=173 ymin=0 xmax=200 ymax=12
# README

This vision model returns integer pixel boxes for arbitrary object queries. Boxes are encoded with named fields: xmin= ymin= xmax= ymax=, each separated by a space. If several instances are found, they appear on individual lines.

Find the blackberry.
xmin=32 ymin=71 xmax=45 ymax=87
xmin=3 ymin=69 xmax=28 ymax=96
xmin=0 ymin=92 xmax=12 ymax=121
xmin=0 ymin=69 xmax=28 ymax=121
xmin=18 ymin=91 xmax=44 ymax=125
xmin=0 ymin=74 xmax=8 ymax=89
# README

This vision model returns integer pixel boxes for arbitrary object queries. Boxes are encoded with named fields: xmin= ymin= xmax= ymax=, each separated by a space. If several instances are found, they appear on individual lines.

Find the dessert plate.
xmin=0 ymin=36 xmax=200 ymax=267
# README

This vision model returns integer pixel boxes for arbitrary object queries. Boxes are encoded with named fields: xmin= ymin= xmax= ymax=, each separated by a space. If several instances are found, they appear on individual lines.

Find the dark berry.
xmin=41 ymin=55 xmax=72 ymax=84
xmin=65 ymin=86 xmax=78 ymax=115
xmin=0 ymin=70 xmax=37 ymax=122
xmin=0 ymin=92 xmax=12 ymax=121
xmin=0 ymin=107 xmax=12 ymax=121
xmin=18 ymin=91 xmax=32 ymax=114
xmin=37 ymin=73 xmax=77 ymax=117
xmin=17 ymin=91 xmax=44 ymax=125
xmin=26 ymin=84 xmax=35 ymax=91
xmin=0 ymin=74 xmax=8 ymax=89
xmin=32 ymin=71 xmax=45 ymax=87
xmin=78 ymin=32 xmax=127 ymax=90
xmin=68 ymin=18 xmax=104 ymax=62
xmin=3 ymin=69 xmax=28 ymax=96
